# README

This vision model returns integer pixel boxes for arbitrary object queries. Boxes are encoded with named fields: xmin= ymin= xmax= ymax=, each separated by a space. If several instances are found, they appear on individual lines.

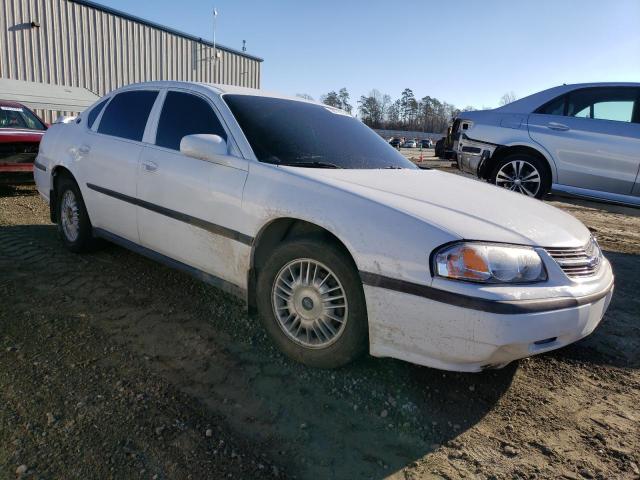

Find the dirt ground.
xmin=1 ymin=179 xmax=639 ymax=480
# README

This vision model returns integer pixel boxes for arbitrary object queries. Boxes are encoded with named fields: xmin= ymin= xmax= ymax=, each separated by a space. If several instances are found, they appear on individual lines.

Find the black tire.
xmin=55 ymin=175 xmax=94 ymax=253
xmin=256 ymin=236 xmax=368 ymax=369
xmin=489 ymin=153 xmax=551 ymax=199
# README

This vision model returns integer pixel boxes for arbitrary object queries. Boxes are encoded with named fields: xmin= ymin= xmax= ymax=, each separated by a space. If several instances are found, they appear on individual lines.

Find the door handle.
xmin=78 ymin=144 xmax=91 ymax=154
xmin=547 ymin=122 xmax=570 ymax=131
xmin=142 ymin=160 xmax=158 ymax=172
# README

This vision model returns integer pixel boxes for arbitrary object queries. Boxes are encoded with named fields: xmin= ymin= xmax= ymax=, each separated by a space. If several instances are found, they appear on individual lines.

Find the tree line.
xmin=296 ymin=88 xmax=517 ymax=134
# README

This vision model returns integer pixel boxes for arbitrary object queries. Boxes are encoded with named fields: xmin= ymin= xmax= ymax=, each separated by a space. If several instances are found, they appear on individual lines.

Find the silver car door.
xmin=528 ymin=86 xmax=640 ymax=195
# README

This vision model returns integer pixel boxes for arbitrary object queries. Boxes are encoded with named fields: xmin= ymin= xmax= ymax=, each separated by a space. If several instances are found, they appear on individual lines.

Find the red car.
xmin=0 ymin=100 xmax=47 ymax=183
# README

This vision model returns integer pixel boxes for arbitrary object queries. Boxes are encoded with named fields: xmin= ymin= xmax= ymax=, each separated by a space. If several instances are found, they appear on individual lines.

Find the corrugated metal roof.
xmin=69 ymin=0 xmax=264 ymax=62
xmin=0 ymin=78 xmax=99 ymax=111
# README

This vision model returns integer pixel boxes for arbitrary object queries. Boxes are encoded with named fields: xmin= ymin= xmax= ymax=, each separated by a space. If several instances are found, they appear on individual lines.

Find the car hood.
xmin=285 ymin=167 xmax=591 ymax=247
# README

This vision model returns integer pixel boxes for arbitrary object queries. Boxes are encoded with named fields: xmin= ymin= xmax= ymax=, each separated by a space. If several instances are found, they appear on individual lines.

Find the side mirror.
xmin=180 ymin=134 xmax=227 ymax=162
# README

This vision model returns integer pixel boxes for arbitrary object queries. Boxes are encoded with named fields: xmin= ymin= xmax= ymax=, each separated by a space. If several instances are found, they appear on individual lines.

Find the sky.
xmin=95 ymin=0 xmax=640 ymax=110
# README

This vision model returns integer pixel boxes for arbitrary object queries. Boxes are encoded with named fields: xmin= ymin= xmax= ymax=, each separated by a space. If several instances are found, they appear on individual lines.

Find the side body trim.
xmin=551 ymin=183 xmax=640 ymax=208
xmin=33 ymin=160 xmax=47 ymax=171
xmin=86 ymin=183 xmax=254 ymax=245
xmin=93 ymin=227 xmax=246 ymax=300
xmin=360 ymin=271 xmax=613 ymax=315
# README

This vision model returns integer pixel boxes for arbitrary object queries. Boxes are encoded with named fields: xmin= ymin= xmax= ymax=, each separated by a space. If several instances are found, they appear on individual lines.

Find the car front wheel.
xmin=489 ymin=153 xmax=551 ymax=199
xmin=256 ymin=236 xmax=368 ymax=368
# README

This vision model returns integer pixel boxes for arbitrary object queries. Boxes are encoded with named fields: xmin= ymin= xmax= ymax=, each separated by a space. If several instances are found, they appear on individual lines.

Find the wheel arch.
xmin=247 ymin=217 xmax=360 ymax=312
xmin=481 ymin=143 xmax=556 ymax=182
xmin=49 ymin=165 xmax=76 ymax=223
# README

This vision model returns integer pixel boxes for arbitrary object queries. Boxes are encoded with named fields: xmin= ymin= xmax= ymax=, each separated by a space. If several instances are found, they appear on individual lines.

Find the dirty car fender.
xmin=241 ymin=162 xmax=459 ymax=290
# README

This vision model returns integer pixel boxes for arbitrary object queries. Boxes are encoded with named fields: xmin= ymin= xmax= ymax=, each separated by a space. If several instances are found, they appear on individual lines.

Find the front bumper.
xmin=456 ymin=135 xmax=497 ymax=177
xmin=364 ymin=273 xmax=614 ymax=372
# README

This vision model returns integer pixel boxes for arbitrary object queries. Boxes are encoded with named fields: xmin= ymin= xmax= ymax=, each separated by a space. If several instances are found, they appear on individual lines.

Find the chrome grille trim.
xmin=544 ymin=237 xmax=602 ymax=278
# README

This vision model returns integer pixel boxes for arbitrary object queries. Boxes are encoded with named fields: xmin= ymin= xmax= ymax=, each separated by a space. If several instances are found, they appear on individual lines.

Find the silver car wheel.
xmin=495 ymin=160 xmax=541 ymax=197
xmin=272 ymin=258 xmax=348 ymax=349
xmin=61 ymin=190 xmax=80 ymax=242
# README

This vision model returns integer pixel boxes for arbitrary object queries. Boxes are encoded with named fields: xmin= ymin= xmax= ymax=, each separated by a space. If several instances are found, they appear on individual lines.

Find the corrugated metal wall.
xmin=0 ymin=0 xmax=262 ymax=121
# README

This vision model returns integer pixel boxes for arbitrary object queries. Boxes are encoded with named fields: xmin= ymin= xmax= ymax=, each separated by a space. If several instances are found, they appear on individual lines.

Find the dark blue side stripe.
xmin=86 ymin=183 xmax=253 ymax=246
xmin=359 ymin=271 xmax=613 ymax=315
xmin=33 ymin=161 xmax=47 ymax=172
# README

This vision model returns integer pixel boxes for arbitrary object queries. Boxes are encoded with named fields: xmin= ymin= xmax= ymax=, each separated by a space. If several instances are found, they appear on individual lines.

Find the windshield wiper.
xmin=383 ymin=165 xmax=405 ymax=169
xmin=275 ymin=161 xmax=343 ymax=169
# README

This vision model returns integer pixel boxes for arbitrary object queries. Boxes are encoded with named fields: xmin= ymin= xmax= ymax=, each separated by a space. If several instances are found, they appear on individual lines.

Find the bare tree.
xmin=358 ymin=89 xmax=388 ymax=128
xmin=322 ymin=84 xmax=487 ymax=134
xmin=296 ymin=93 xmax=314 ymax=101
xmin=499 ymin=91 xmax=517 ymax=106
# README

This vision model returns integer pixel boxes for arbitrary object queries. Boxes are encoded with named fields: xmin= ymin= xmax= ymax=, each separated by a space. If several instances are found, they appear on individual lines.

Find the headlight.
xmin=433 ymin=242 xmax=547 ymax=284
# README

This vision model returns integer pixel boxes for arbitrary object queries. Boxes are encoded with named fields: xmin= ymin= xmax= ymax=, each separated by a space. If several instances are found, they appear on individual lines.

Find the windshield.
xmin=223 ymin=95 xmax=417 ymax=169
xmin=0 ymin=105 xmax=46 ymax=131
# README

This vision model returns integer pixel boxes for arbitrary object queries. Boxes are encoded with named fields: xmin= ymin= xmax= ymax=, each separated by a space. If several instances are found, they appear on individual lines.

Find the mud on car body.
xmin=35 ymin=81 xmax=614 ymax=372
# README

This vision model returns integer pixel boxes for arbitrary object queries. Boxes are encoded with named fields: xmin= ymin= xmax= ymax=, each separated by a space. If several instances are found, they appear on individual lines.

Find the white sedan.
xmin=34 ymin=81 xmax=614 ymax=372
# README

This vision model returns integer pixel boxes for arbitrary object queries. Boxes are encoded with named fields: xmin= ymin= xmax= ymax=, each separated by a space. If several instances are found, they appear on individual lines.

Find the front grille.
xmin=545 ymin=238 xmax=602 ymax=278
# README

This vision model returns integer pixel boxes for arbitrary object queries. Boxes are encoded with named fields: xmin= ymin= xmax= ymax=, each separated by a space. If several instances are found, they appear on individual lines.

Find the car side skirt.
xmin=551 ymin=183 xmax=640 ymax=207
xmin=93 ymin=227 xmax=247 ymax=300
xmin=359 ymin=271 xmax=613 ymax=315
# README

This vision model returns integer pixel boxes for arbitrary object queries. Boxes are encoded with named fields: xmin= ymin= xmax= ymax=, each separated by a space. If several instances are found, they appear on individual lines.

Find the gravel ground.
xmin=1 ymin=181 xmax=639 ymax=480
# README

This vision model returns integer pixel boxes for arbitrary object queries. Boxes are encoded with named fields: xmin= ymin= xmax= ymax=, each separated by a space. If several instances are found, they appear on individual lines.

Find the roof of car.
xmin=497 ymin=82 xmax=640 ymax=113
xmin=0 ymin=99 xmax=27 ymax=108
xmin=106 ymin=80 xmax=321 ymax=106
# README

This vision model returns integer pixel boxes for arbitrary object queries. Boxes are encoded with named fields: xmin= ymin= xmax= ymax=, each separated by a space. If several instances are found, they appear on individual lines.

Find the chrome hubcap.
xmin=61 ymin=190 xmax=80 ymax=242
xmin=495 ymin=160 xmax=541 ymax=197
xmin=272 ymin=259 xmax=348 ymax=349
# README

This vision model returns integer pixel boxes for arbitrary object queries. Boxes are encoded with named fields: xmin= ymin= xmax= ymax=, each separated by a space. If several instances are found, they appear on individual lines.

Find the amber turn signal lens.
xmin=433 ymin=242 xmax=546 ymax=284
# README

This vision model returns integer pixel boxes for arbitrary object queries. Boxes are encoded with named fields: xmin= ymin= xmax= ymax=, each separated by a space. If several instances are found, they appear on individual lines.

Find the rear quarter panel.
xmin=33 ymin=123 xmax=70 ymax=200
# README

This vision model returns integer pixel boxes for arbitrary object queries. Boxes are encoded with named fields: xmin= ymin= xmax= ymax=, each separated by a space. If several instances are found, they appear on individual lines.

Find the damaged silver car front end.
xmin=456 ymin=133 xmax=498 ymax=177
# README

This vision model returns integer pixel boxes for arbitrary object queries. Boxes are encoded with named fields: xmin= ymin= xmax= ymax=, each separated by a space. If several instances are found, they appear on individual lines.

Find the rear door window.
xmin=566 ymin=87 xmax=637 ymax=123
xmin=97 ymin=90 xmax=158 ymax=141
xmin=155 ymin=91 xmax=227 ymax=151
xmin=535 ymin=95 xmax=566 ymax=116
xmin=87 ymin=98 xmax=109 ymax=129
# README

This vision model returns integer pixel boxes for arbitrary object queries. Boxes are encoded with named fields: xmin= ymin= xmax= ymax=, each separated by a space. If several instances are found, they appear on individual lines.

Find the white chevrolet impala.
xmin=33 ymin=81 xmax=614 ymax=372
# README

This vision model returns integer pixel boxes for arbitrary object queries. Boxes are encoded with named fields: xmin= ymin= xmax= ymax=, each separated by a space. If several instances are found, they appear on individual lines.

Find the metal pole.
xmin=212 ymin=8 xmax=218 ymax=82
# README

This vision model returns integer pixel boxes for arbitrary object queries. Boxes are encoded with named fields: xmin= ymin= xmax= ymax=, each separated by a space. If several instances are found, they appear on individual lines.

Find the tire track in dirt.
xmin=2 ymin=186 xmax=639 ymax=479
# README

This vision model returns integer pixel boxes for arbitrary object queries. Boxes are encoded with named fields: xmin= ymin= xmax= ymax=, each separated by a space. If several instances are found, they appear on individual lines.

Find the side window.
xmin=97 ymin=90 xmax=158 ymax=141
xmin=535 ymin=94 xmax=565 ymax=116
xmin=155 ymin=91 xmax=227 ymax=151
xmin=87 ymin=98 xmax=109 ymax=129
xmin=567 ymin=88 xmax=636 ymax=123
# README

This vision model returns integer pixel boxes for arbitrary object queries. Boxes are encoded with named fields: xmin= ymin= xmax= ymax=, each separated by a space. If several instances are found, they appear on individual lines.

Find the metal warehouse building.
xmin=0 ymin=0 xmax=263 ymax=121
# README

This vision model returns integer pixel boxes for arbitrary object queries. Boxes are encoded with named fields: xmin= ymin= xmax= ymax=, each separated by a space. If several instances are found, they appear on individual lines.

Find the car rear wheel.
xmin=56 ymin=176 xmax=94 ymax=253
xmin=490 ymin=153 xmax=551 ymax=199
xmin=256 ymin=236 xmax=368 ymax=368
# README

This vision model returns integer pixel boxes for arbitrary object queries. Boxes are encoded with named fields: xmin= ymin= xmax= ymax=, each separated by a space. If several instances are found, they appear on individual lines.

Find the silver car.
xmin=455 ymin=82 xmax=640 ymax=206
